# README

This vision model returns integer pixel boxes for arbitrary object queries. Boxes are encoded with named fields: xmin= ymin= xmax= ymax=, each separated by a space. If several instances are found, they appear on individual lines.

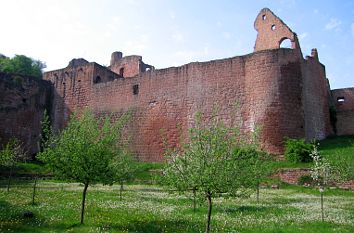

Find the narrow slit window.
xmin=337 ymin=97 xmax=345 ymax=104
xmin=119 ymin=67 xmax=124 ymax=77
xmin=133 ymin=84 xmax=139 ymax=95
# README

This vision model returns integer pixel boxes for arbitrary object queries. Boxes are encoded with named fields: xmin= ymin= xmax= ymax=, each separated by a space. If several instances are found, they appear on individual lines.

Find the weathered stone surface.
xmin=0 ymin=73 xmax=51 ymax=157
xmin=331 ymin=88 xmax=354 ymax=135
xmin=41 ymin=8 xmax=337 ymax=162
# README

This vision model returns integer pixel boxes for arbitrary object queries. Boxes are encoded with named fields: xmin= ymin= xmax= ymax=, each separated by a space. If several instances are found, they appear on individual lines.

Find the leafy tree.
xmin=110 ymin=150 xmax=136 ymax=201
xmin=0 ymin=54 xmax=46 ymax=79
xmin=0 ymin=138 xmax=26 ymax=191
xmin=241 ymin=148 xmax=273 ymax=202
xmin=32 ymin=109 xmax=53 ymax=205
xmin=163 ymin=113 xmax=259 ymax=233
xmin=38 ymin=110 xmax=130 ymax=224
xmin=40 ymin=109 xmax=52 ymax=152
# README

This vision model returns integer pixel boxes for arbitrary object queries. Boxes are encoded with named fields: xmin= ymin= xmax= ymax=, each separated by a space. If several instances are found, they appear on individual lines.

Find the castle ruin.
xmin=1 ymin=8 xmax=354 ymax=161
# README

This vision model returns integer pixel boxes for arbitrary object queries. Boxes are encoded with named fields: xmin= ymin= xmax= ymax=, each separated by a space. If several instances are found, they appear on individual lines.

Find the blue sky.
xmin=0 ymin=0 xmax=353 ymax=89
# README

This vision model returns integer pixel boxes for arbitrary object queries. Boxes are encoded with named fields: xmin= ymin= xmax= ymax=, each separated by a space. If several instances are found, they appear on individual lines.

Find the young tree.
xmin=240 ymin=148 xmax=273 ymax=202
xmin=310 ymin=144 xmax=331 ymax=222
xmin=32 ymin=109 xmax=53 ymax=205
xmin=0 ymin=139 xmax=26 ymax=191
xmin=38 ymin=110 xmax=130 ymax=224
xmin=163 ymin=113 xmax=259 ymax=233
xmin=110 ymin=150 xmax=136 ymax=201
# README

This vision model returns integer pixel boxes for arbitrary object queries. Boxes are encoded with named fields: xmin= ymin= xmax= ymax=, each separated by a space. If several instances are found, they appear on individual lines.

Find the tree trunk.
xmin=193 ymin=188 xmax=196 ymax=212
xmin=7 ymin=165 xmax=13 ymax=192
xmin=205 ymin=192 xmax=212 ymax=233
xmin=320 ymin=191 xmax=324 ymax=222
xmin=80 ymin=183 xmax=89 ymax=224
xmin=119 ymin=182 xmax=123 ymax=201
xmin=32 ymin=177 xmax=38 ymax=205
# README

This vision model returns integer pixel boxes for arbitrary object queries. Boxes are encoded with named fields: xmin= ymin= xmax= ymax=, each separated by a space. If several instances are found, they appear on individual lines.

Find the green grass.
xmin=319 ymin=135 xmax=354 ymax=162
xmin=0 ymin=181 xmax=353 ymax=232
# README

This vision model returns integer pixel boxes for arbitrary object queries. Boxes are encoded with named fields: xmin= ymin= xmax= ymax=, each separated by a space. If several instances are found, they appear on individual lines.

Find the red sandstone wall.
xmin=44 ymin=48 xmax=334 ymax=161
xmin=0 ymin=73 xmax=51 ymax=157
xmin=109 ymin=56 xmax=142 ymax=78
xmin=87 ymin=49 xmax=306 ymax=161
xmin=43 ymin=63 xmax=120 ymax=131
xmin=331 ymin=88 xmax=354 ymax=135
xmin=302 ymin=54 xmax=332 ymax=140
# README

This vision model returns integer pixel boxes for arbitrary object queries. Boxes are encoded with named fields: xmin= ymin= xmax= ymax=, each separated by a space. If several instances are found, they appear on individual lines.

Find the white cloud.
xmin=325 ymin=18 xmax=342 ymax=31
xmin=351 ymin=23 xmax=354 ymax=38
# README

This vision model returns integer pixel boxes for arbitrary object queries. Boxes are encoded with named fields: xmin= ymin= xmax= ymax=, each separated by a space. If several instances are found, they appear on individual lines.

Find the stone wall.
xmin=41 ymin=8 xmax=335 ymax=162
xmin=44 ymin=48 xmax=322 ymax=161
xmin=0 ymin=73 xmax=51 ymax=157
xmin=331 ymin=88 xmax=354 ymax=135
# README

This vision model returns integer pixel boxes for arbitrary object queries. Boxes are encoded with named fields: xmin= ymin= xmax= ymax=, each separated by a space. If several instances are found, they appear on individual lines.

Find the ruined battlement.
xmin=108 ymin=51 xmax=154 ymax=78
xmin=254 ymin=8 xmax=301 ymax=52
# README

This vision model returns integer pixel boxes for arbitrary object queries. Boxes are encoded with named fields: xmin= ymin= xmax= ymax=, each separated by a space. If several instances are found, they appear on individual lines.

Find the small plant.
xmin=284 ymin=138 xmax=312 ymax=163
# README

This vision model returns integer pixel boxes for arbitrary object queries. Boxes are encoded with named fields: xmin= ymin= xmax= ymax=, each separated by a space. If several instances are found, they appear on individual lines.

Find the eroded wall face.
xmin=302 ymin=57 xmax=332 ymax=140
xmin=0 ymin=73 xmax=51 ymax=157
xmin=109 ymin=56 xmax=142 ymax=78
xmin=331 ymin=88 xmax=354 ymax=135
xmin=86 ymin=49 xmax=306 ymax=161
xmin=43 ymin=64 xmax=120 ymax=131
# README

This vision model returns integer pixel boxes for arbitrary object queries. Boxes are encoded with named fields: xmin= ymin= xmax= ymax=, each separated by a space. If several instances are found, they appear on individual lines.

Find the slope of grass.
xmin=319 ymin=135 xmax=354 ymax=161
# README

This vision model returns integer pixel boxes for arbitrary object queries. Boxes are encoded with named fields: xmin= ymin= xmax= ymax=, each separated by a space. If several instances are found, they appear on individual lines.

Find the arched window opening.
xmin=133 ymin=84 xmax=139 ymax=95
xmin=94 ymin=76 xmax=101 ymax=84
xmin=119 ymin=67 xmax=124 ymax=77
xmin=280 ymin=38 xmax=293 ymax=49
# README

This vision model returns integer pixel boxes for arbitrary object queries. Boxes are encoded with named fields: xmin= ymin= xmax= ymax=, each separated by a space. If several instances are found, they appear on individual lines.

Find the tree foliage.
xmin=0 ymin=54 xmax=46 ymax=79
xmin=110 ymin=150 xmax=137 ymax=200
xmin=38 ymin=110 xmax=131 ymax=224
xmin=163 ymin=112 xmax=267 ymax=233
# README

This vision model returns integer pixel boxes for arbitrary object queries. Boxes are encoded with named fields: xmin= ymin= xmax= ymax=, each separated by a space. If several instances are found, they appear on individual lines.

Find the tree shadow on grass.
xmin=222 ymin=205 xmax=269 ymax=214
xmin=103 ymin=219 xmax=201 ymax=233
xmin=0 ymin=200 xmax=47 ymax=232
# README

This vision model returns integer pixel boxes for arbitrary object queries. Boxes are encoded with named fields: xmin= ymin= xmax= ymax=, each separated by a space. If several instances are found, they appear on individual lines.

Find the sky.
xmin=0 ymin=0 xmax=353 ymax=89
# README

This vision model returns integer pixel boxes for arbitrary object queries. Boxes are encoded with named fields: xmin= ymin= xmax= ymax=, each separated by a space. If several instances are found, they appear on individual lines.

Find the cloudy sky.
xmin=0 ymin=0 xmax=353 ymax=89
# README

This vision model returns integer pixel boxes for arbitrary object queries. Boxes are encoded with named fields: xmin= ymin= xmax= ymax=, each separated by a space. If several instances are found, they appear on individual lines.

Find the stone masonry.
xmin=1 ymin=8 xmax=353 ymax=161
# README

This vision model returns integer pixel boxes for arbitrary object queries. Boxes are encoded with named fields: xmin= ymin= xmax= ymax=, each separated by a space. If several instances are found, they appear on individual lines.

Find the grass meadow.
xmin=0 ymin=135 xmax=353 ymax=232
xmin=0 ymin=181 xmax=353 ymax=233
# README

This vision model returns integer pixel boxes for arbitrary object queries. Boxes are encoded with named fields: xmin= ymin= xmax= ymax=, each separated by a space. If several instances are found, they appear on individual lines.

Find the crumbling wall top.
xmin=254 ymin=8 xmax=300 ymax=52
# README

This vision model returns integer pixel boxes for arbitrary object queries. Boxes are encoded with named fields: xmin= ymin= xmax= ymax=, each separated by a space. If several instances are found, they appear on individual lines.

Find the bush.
xmin=298 ymin=174 xmax=313 ymax=185
xmin=284 ymin=138 xmax=312 ymax=163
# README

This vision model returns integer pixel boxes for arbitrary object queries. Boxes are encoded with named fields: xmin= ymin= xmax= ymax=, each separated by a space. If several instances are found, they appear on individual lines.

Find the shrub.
xmin=284 ymin=138 xmax=312 ymax=163
xmin=298 ymin=174 xmax=313 ymax=185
